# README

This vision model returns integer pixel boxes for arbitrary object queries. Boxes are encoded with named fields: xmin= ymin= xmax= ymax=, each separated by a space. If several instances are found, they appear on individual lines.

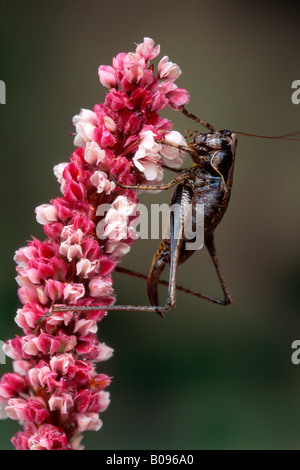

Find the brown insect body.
xmin=148 ymin=129 xmax=237 ymax=308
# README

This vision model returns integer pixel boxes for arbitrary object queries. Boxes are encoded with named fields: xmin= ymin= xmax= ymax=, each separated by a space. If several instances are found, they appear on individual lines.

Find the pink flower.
xmin=22 ymin=334 xmax=60 ymax=356
xmin=53 ymin=162 xmax=68 ymax=193
xmin=84 ymin=141 xmax=106 ymax=166
xmin=98 ymin=391 xmax=110 ymax=412
xmin=45 ymin=279 xmax=65 ymax=302
xmin=103 ymin=115 xmax=116 ymax=132
xmin=97 ymin=208 xmax=133 ymax=242
xmin=63 ymin=283 xmax=85 ymax=303
xmin=133 ymin=130 xmax=163 ymax=181
xmin=15 ymin=303 xmax=47 ymax=333
xmin=5 ymin=398 xmax=28 ymax=422
xmin=123 ymin=52 xmax=146 ymax=84
xmin=11 ymin=430 xmax=31 ymax=450
xmin=166 ymin=87 xmax=190 ymax=110
xmin=104 ymin=241 xmax=131 ymax=260
xmin=74 ymin=319 xmax=98 ymax=337
xmin=89 ymin=277 xmax=114 ymax=298
xmin=49 ymin=391 xmax=74 ymax=416
xmin=135 ymin=37 xmax=160 ymax=61
xmin=0 ymin=373 xmax=28 ymax=402
xmin=14 ymin=246 xmax=39 ymax=268
xmin=50 ymin=353 xmax=75 ymax=375
xmin=6 ymin=397 xmax=49 ymax=424
xmin=98 ymin=65 xmax=118 ymax=88
xmin=35 ymin=204 xmax=58 ymax=225
xmin=76 ymin=258 xmax=100 ymax=278
xmin=75 ymin=412 xmax=102 ymax=432
xmin=25 ymin=397 xmax=49 ymax=424
xmin=158 ymin=56 xmax=182 ymax=81
xmin=90 ymin=171 xmax=116 ymax=194
xmin=95 ymin=343 xmax=114 ymax=362
xmin=73 ymin=109 xmax=98 ymax=147
xmin=27 ymin=365 xmax=54 ymax=390
xmin=27 ymin=424 xmax=70 ymax=450
xmin=160 ymin=131 xmax=188 ymax=168
xmin=59 ymin=241 xmax=83 ymax=262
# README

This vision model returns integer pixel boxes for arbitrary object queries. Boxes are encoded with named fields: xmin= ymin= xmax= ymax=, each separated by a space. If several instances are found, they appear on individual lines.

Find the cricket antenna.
xmin=233 ymin=130 xmax=300 ymax=141
xmin=182 ymin=107 xmax=216 ymax=133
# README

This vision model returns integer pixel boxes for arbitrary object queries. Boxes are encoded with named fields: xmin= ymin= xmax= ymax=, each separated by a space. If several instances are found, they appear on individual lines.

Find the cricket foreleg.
xmin=111 ymin=171 xmax=192 ymax=191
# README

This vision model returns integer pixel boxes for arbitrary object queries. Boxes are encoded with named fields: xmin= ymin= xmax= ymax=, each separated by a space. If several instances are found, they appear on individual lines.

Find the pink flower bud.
xmin=158 ymin=56 xmax=182 ymax=81
xmin=15 ymin=303 xmax=46 ymax=332
xmin=49 ymin=391 xmax=74 ymax=415
xmin=0 ymin=373 xmax=27 ymax=402
xmin=27 ymin=424 xmax=70 ymax=450
xmin=75 ymin=412 xmax=102 ymax=432
xmin=63 ymin=283 xmax=85 ymax=303
xmin=13 ymin=360 xmax=32 ymax=376
xmin=90 ymin=171 xmax=116 ymax=194
xmin=103 ymin=116 xmax=116 ymax=132
xmin=112 ymin=52 xmax=126 ymax=71
xmin=74 ymin=319 xmax=98 ymax=337
xmin=98 ymin=65 xmax=118 ymax=88
xmin=73 ymin=109 xmax=98 ymax=126
xmin=5 ymin=398 xmax=28 ymax=422
xmin=14 ymin=246 xmax=38 ymax=267
xmin=50 ymin=353 xmax=75 ymax=375
xmin=35 ymin=204 xmax=58 ymax=225
xmin=104 ymin=241 xmax=130 ymax=260
xmin=84 ymin=141 xmax=106 ymax=166
xmin=59 ymin=241 xmax=83 ymax=262
xmin=45 ymin=279 xmax=65 ymax=302
xmin=74 ymin=121 xmax=97 ymax=147
xmin=166 ymin=87 xmax=190 ymax=110
xmin=160 ymin=131 xmax=188 ymax=169
xmin=89 ymin=276 xmax=114 ymax=298
xmin=27 ymin=365 xmax=52 ymax=389
xmin=76 ymin=258 xmax=100 ymax=278
xmin=136 ymin=37 xmax=160 ymax=61
xmin=95 ymin=343 xmax=114 ymax=361
xmin=98 ymin=391 xmax=110 ymax=412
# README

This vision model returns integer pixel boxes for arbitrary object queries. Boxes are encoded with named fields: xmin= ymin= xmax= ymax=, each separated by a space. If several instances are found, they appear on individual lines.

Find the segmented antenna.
xmin=182 ymin=107 xmax=216 ymax=133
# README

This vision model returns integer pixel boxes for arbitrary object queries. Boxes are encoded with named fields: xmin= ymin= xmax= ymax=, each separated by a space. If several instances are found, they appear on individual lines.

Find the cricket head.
xmin=193 ymin=130 xmax=238 ymax=187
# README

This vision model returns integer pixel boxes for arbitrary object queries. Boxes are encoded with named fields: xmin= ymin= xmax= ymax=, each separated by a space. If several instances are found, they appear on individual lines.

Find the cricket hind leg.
xmin=43 ymin=231 xmax=232 ymax=332
xmin=46 ymin=245 xmax=232 ymax=330
xmin=115 ymin=267 xmax=231 ymax=306
xmin=204 ymin=234 xmax=233 ymax=305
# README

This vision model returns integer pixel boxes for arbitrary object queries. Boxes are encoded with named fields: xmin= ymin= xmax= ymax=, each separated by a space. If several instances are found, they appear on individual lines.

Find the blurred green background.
xmin=0 ymin=0 xmax=300 ymax=450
